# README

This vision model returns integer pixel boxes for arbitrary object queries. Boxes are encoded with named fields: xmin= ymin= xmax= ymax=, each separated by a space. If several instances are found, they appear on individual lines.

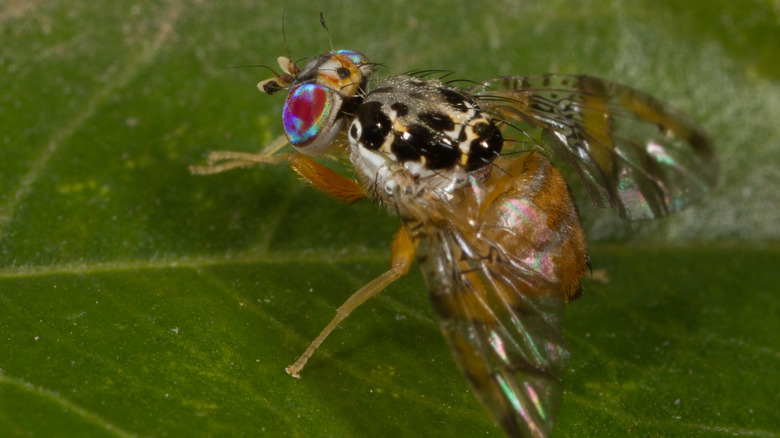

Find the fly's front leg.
xmin=189 ymin=134 xmax=291 ymax=174
xmin=285 ymin=226 xmax=417 ymax=378
xmin=189 ymin=140 xmax=367 ymax=206
xmin=287 ymin=154 xmax=366 ymax=203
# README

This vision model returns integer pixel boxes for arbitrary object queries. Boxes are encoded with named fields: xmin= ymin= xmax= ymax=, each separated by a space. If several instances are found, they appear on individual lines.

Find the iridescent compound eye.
xmin=335 ymin=49 xmax=369 ymax=67
xmin=282 ymin=82 xmax=344 ymax=155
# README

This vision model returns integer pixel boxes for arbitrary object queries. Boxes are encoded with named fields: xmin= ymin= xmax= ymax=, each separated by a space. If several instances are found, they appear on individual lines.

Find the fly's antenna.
xmin=319 ymin=12 xmax=335 ymax=53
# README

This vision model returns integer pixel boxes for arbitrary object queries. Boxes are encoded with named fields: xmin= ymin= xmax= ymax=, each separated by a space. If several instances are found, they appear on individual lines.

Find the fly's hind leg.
xmin=189 ymin=135 xmax=291 ymax=174
xmin=191 ymin=133 xmax=385 ymax=376
xmin=286 ymin=226 xmax=417 ymax=378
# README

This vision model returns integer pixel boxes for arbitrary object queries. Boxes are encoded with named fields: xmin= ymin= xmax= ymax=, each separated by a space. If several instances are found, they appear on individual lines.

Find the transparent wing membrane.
xmin=419 ymin=229 xmax=569 ymax=438
xmin=472 ymin=75 xmax=718 ymax=220
xmin=399 ymin=154 xmax=587 ymax=438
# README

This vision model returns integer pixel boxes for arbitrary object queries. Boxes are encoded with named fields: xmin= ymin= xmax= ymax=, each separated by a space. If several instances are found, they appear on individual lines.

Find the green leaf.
xmin=1 ymin=1 xmax=778 ymax=437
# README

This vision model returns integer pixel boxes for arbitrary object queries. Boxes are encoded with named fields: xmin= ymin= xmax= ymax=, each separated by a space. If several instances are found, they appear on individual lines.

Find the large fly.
xmin=190 ymin=24 xmax=717 ymax=438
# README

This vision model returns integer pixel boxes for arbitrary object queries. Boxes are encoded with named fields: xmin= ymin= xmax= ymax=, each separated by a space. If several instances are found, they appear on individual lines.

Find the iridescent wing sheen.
xmin=470 ymin=75 xmax=718 ymax=220
xmin=405 ymin=154 xmax=587 ymax=438
xmin=417 ymin=228 xmax=569 ymax=438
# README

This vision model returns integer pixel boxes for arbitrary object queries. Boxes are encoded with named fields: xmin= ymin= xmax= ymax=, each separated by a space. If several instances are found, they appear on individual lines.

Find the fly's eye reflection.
xmin=190 ymin=35 xmax=717 ymax=438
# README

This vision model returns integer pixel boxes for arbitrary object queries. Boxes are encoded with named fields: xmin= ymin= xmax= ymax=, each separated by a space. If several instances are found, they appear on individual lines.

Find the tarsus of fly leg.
xmin=285 ymin=267 xmax=404 ymax=378
xmin=190 ymin=135 xmax=290 ymax=174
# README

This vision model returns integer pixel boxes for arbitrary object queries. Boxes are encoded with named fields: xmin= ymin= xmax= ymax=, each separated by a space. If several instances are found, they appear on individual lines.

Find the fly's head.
xmin=257 ymin=50 xmax=373 ymax=156
xmin=348 ymin=75 xmax=504 ymax=215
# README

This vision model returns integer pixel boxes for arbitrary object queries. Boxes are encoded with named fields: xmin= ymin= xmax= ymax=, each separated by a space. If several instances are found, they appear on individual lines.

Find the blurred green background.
xmin=1 ymin=1 xmax=778 ymax=436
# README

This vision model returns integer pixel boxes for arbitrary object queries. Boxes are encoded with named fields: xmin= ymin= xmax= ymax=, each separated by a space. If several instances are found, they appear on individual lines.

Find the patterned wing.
xmin=470 ymin=75 xmax=718 ymax=220
xmin=407 ymin=154 xmax=588 ymax=438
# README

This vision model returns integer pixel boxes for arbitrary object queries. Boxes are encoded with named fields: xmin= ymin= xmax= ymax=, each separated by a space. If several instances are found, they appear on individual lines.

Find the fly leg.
xmin=286 ymin=154 xmax=366 ymax=203
xmin=189 ymin=134 xmax=291 ymax=174
xmin=190 ymin=139 xmax=367 ymax=205
xmin=285 ymin=226 xmax=417 ymax=378
xmin=191 ymin=136 xmax=384 ymax=376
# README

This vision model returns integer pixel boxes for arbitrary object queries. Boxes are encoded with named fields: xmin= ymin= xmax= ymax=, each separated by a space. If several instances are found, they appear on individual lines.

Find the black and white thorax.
xmin=348 ymin=75 xmax=505 ymax=206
